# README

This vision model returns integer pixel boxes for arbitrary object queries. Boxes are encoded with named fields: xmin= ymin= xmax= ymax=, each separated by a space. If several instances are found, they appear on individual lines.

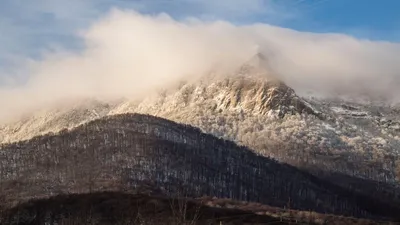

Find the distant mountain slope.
xmin=0 ymin=99 xmax=116 ymax=143
xmin=1 ymin=113 xmax=399 ymax=219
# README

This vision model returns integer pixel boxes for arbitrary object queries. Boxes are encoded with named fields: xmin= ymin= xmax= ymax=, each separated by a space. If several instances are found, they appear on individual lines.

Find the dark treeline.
xmin=1 ymin=192 xmax=326 ymax=225
xmin=0 ymin=113 xmax=399 ymax=219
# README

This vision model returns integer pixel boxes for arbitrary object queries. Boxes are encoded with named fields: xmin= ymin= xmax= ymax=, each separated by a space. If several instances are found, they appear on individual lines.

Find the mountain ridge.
xmin=1 ymin=55 xmax=399 ymax=210
xmin=0 ymin=61 xmax=399 ymax=182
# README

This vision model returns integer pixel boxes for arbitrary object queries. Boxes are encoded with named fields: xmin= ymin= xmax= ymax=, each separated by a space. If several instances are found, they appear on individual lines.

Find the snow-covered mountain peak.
xmin=0 ymin=53 xmax=323 ymax=143
xmin=1 ymin=58 xmax=400 ymax=188
xmin=200 ymin=74 xmax=318 ymax=117
xmin=152 ymin=52 xmax=322 ymax=118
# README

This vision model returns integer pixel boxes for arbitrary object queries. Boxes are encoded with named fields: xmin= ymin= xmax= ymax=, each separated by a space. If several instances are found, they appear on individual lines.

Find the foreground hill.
xmin=0 ymin=113 xmax=399 ymax=220
xmin=1 ymin=192 xmax=393 ymax=225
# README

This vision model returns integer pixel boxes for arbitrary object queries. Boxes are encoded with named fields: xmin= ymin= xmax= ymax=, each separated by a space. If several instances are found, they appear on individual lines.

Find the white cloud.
xmin=0 ymin=0 xmax=293 ymax=79
xmin=0 ymin=9 xmax=400 ymax=122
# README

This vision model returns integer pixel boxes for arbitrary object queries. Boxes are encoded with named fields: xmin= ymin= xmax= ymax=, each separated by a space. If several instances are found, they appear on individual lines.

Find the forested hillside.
xmin=1 ymin=114 xmax=399 ymax=220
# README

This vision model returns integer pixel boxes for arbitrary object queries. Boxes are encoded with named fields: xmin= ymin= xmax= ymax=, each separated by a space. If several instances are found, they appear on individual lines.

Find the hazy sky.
xmin=0 ymin=0 xmax=399 ymax=67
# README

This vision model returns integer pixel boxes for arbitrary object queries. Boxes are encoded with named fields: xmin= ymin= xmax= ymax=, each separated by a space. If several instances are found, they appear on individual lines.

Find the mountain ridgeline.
xmin=1 ymin=113 xmax=399 ymax=220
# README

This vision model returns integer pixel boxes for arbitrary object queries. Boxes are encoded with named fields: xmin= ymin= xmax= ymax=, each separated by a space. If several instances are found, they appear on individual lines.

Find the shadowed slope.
xmin=1 ymin=113 xmax=399 ymax=219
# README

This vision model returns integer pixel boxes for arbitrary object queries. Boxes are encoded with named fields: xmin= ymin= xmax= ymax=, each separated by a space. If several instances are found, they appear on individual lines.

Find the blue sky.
xmin=0 ymin=0 xmax=399 ymax=68
xmin=289 ymin=0 xmax=400 ymax=40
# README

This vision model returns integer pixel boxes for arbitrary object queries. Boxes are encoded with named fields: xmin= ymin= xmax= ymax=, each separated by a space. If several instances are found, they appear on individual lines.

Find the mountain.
xmin=1 ymin=54 xmax=398 ymax=181
xmin=0 ymin=53 xmax=400 ymax=219
xmin=1 ymin=113 xmax=399 ymax=219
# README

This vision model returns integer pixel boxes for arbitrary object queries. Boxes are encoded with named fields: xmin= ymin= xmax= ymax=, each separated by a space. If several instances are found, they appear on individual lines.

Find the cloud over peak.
xmin=1 ymin=9 xmax=400 ymax=122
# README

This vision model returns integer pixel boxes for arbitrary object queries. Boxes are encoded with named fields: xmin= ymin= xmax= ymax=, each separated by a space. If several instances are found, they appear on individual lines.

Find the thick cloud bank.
xmin=1 ymin=9 xmax=400 ymax=122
